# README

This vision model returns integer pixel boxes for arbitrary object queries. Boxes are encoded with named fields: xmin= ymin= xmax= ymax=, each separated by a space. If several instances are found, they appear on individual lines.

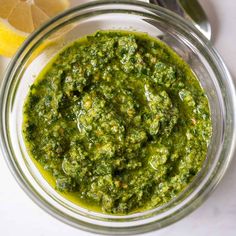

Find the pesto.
xmin=23 ymin=31 xmax=212 ymax=214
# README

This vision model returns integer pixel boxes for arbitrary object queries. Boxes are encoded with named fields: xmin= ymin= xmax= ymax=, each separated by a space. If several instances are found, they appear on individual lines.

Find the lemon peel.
xmin=0 ymin=0 xmax=69 ymax=57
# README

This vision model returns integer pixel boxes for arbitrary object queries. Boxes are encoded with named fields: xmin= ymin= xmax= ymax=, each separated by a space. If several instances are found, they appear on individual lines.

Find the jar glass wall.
xmin=0 ymin=1 xmax=235 ymax=235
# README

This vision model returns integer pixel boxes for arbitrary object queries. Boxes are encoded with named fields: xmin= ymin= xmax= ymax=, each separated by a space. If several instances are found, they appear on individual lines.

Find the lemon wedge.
xmin=0 ymin=0 xmax=70 ymax=57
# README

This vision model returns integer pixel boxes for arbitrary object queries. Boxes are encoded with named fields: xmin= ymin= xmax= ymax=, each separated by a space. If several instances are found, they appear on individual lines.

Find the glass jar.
xmin=0 ymin=1 xmax=235 ymax=234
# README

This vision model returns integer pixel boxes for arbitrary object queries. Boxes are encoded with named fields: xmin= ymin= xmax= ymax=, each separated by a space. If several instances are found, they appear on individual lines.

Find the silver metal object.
xmin=148 ymin=0 xmax=211 ymax=40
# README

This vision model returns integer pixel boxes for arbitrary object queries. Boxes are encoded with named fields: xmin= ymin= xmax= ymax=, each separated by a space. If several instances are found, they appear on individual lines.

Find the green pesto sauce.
xmin=23 ymin=30 xmax=212 ymax=215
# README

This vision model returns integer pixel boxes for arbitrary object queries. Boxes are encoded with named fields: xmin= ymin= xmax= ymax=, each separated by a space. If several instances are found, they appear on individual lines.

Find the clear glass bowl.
xmin=0 ymin=1 xmax=236 ymax=235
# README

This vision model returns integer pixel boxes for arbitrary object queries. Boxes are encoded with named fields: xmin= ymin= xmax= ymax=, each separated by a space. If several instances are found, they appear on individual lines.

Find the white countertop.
xmin=0 ymin=0 xmax=236 ymax=235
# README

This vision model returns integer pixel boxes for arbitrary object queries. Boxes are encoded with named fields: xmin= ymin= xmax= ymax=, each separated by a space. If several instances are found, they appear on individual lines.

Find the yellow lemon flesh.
xmin=0 ymin=0 xmax=70 ymax=57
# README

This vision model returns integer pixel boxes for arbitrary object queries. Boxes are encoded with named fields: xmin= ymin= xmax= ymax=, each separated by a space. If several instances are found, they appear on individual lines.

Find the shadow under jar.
xmin=0 ymin=1 xmax=235 ymax=235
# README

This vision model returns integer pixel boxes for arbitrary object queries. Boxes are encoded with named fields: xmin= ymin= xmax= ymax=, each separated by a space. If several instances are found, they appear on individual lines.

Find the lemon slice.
xmin=0 ymin=0 xmax=70 ymax=57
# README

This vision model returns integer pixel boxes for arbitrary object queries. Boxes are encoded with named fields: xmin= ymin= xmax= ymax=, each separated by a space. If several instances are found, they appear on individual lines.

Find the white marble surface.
xmin=0 ymin=0 xmax=236 ymax=235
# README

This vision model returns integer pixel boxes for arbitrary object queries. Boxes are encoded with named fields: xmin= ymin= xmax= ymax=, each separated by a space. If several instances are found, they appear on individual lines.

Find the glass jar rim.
xmin=0 ymin=0 xmax=236 ymax=234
